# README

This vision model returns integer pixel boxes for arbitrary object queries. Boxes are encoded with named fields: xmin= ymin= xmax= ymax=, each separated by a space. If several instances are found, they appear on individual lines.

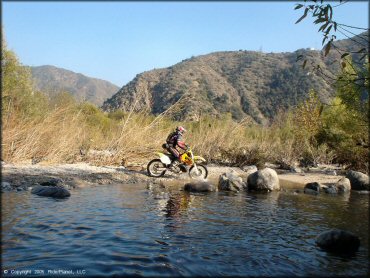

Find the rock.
xmin=304 ymin=182 xmax=321 ymax=194
xmin=316 ymin=229 xmax=360 ymax=254
xmin=325 ymin=169 xmax=337 ymax=176
xmin=184 ymin=181 xmax=215 ymax=192
xmin=241 ymin=165 xmax=258 ymax=175
xmin=336 ymin=177 xmax=351 ymax=193
xmin=346 ymin=170 xmax=369 ymax=191
xmin=291 ymin=167 xmax=303 ymax=173
xmin=40 ymin=177 xmax=65 ymax=187
xmin=323 ymin=184 xmax=338 ymax=194
xmin=247 ymin=168 xmax=280 ymax=192
xmin=218 ymin=172 xmax=246 ymax=192
xmin=264 ymin=162 xmax=280 ymax=169
xmin=1 ymin=181 xmax=13 ymax=192
xmin=31 ymin=186 xmax=71 ymax=198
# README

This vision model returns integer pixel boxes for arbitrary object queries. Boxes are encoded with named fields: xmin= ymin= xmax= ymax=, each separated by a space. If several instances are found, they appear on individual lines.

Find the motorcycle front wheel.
xmin=189 ymin=165 xmax=208 ymax=179
xmin=147 ymin=159 xmax=167 ymax=177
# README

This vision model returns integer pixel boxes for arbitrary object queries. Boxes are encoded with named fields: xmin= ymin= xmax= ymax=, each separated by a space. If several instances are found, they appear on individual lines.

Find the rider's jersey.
xmin=166 ymin=131 xmax=187 ymax=150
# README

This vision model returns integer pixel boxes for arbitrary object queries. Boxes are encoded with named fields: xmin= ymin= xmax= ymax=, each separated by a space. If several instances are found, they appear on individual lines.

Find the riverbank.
xmin=1 ymin=161 xmax=345 ymax=192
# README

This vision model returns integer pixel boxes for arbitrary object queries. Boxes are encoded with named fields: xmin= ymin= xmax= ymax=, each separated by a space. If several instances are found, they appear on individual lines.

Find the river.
xmin=2 ymin=183 xmax=369 ymax=276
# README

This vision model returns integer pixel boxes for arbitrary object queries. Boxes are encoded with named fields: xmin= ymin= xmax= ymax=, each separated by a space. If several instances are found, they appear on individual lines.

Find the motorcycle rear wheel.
xmin=147 ymin=159 xmax=167 ymax=177
xmin=189 ymin=165 xmax=208 ymax=179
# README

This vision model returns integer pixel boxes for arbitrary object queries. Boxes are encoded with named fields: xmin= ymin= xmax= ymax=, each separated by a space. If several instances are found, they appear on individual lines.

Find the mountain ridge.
xmin=102 ymin=32 xmax=367 ymax=124
xmin=30 ymin=65 xmax=120 ymax=106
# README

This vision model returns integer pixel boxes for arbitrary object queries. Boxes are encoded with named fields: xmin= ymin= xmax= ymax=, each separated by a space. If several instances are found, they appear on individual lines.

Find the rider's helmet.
xmin=176 ymin=126 xmax=186 ymax=135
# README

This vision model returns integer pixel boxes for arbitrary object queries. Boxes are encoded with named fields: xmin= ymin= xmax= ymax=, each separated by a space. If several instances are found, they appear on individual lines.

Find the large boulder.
xmin=31 ymin=186 xmax=71 ymax=198
xmin=184 ymin=181 xmax=215 ymax=192
xmin=316 ymin=229 xmax=360 ymax=254
xmin=247 ymin=168 xmax=280 ymax=192
xmin=336 ymin=177 xmax=351 ymax=193
xmin=218 ymin=172 xmax=246 ymax=192
xmin=346 ymin=170 xmax=369 ymax=191
xmin=304 ymin=182 xmax=321 ymax=194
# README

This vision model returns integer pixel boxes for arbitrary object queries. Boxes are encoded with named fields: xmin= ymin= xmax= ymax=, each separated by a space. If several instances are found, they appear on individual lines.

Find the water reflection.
xmin=164 ymin=192 xmax=191 ymax=218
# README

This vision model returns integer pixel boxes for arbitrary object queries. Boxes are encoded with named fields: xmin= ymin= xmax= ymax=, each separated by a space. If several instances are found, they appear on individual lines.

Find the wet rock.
xmin=304 ymin=182 xmax=321 ymax=194
xmin=218 ymin=172 xmax=246 ymax=192
xmin=354 ymin=190 xmax=370 ymax=194
xmin=346 ymin=170 xmax=369 ymax=191
xmin=247 ymin=168 xmax=280 ymax=192
xmin=323 ymin=184 xmax=338 ymax=194
xmin=31 ymin=185 xmax=71 ymax=198
xmin=316 ymin=229 xmax=360 ymax=254
xmin=1 ymin=181 xmax=12 ymax=192
xmin=184 ymin=181 xmax=215 ymax=192
xmin=336 ymin=177 xmax=351 ymax=193
xmin=40 ymin=177 xmax=65 ymax=187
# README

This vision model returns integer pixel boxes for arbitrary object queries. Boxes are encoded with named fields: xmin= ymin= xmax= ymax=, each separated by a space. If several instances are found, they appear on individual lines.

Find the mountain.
xmin=30 ymin=65 xmax=119 ymax=106
xmin=102 ymin=33 xmax=367 ymax=124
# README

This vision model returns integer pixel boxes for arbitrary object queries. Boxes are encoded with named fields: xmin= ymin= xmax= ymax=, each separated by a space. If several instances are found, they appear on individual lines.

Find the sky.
xmin=2 ymin=1 xmax=369 ymax=87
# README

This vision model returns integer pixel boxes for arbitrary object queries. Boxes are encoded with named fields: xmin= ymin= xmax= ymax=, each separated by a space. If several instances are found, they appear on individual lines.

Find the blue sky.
xmin=2 ymin=1 xmax=368 ymax=86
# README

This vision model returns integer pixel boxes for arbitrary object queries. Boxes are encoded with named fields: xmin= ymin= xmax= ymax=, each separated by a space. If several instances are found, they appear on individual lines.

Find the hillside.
xmin=30 ymin=65 xmax=119 ymax=106
xmin=102 ymin=33 xmax=367 ymax=124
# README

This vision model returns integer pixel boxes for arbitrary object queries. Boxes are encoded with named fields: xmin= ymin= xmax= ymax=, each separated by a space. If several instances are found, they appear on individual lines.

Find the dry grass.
xmin=0 ymin=92 xmax=346 ymax=169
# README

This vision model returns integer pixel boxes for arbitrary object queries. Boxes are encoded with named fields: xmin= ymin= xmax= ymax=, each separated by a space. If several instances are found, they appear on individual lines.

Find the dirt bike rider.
xmin=163 ymin=126 xmax=188 ymax=168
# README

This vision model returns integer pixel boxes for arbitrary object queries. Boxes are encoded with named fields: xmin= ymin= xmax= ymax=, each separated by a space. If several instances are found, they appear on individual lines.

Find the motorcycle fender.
xmin=156 ymin=152 xmax=171 ymax=165
xmin=193 ymin=156 xmax=206 ymax=162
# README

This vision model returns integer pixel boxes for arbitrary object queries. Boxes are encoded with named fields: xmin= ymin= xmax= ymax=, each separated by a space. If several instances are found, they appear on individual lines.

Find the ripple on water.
xmin=2 ymin=184 xmax=369 ymax=276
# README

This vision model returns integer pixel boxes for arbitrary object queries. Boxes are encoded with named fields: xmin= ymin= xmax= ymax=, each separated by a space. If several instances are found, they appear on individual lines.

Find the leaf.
xmin=334 ymin=22 xmax=337 ymax=31
xmin=314 ymin=18 xmax=327 ymax=24
xmin=322 ymin=35 xmax=328 ymax=45
xmin=295 ymin=4 xmax=304 ymax=10
xmin=319 ymin=22 xmax=329 ymax=32
xmin=325 ymin=25 xmax=333 ymax=35
xmin=341 ymin=53 xmax=350 ymax=59
xmin=328 ymin=5 xmax=333 ymax=20
xmin=295 ymin=7 xmax=309 ymax=24
xmin=324 ymin=41 xmax=331 ymax=56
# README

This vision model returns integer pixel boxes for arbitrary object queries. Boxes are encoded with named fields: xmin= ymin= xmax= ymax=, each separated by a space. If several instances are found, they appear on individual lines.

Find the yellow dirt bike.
xmin=147 ymin=147 xmax=208 ymax=179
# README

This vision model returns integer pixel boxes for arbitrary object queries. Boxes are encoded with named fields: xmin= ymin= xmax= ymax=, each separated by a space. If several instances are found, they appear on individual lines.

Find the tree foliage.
xmin=295 ymin=0 xmax=369 ymax=88
xmin=2 ymin=39 xmax=47 ymax=122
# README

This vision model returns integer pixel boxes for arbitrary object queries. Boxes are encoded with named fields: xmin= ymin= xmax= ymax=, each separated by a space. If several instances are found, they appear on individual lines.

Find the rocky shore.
xmin=2 ymin=161 xmax=367 ymax=194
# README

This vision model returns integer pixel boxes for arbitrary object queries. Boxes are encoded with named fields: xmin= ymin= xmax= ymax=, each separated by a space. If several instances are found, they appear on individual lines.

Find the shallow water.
xmin=2 ymin=184 xmax=369 ymax=277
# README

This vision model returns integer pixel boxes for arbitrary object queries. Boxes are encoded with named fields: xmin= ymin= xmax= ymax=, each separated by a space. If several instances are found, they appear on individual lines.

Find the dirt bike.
xmin=147 ymin=147 xmax=208 ymax=179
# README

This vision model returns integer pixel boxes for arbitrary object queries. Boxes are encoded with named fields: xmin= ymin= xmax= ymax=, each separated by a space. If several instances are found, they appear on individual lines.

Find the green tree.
xmin=295 ymin=1 xmax=369 ymax=88
xmin=335 ymin=58 xmax=369 ymax=126
xmin=2 ymin=39 xmax=47 ymax=122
